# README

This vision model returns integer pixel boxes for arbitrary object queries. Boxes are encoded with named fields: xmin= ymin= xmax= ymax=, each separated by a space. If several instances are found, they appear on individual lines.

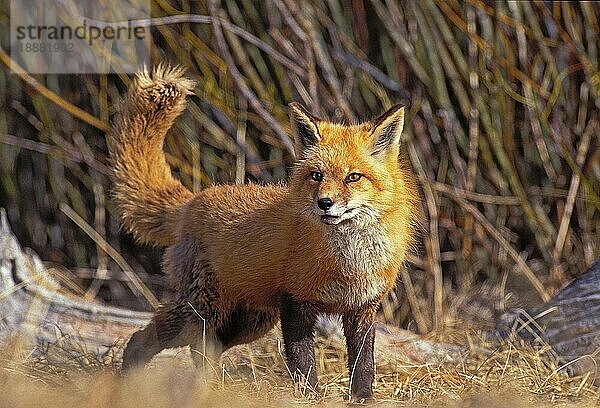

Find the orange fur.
xmin=107 ymin=64 xmax=195 ymax=246
xmin=110 ymin=65 xmax=421 ymax=401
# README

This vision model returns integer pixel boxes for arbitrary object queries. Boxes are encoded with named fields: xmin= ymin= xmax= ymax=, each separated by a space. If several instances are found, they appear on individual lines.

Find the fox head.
xmin=288 ymin=103 xmax=414 ymax=227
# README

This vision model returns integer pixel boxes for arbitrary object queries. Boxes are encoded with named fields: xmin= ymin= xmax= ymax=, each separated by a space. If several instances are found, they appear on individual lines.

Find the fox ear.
xmin=370 ymin=104 xmax=405 ymax=156
xmin=289 ymin=102 xmax=321 ymax=157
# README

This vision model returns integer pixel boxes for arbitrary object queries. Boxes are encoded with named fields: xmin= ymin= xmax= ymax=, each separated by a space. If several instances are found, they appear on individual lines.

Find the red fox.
xmin=108 ymin=65 xmax=420 ymax=402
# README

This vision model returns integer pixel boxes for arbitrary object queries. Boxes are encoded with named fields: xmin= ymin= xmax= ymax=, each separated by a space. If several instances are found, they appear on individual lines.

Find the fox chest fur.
xmin=290 ymin=221 xmax=396 ymax=310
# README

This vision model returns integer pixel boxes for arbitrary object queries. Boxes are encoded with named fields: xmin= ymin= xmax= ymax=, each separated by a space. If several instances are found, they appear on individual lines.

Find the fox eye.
xmin=310 ymin=171 xmax=323 ymax=181
xmin=346 ymin=172 xmax=363 ymax=183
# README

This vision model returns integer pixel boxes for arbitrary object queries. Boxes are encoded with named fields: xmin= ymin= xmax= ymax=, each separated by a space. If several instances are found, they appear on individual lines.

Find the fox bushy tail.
xmin=107 ymin=65 xmax=195 ymax=247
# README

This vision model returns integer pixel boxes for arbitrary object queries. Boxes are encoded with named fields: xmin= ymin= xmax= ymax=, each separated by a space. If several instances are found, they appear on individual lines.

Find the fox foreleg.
xmin=279 ymin=293 xmax=319 ymax=395
xmin=342 ymin=305 xmax=377 ymax=403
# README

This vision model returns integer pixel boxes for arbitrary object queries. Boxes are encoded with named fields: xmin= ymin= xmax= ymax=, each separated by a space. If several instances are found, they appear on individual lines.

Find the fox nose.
xmin=317 ymin=197 xmax=334 ymax=211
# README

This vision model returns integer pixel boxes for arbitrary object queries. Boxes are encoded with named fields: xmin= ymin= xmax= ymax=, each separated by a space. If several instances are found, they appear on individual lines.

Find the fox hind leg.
xmin=121 ymin=302 xmax=201 ymax=370
xmin=217 ymin=306 xmax=279 ymax=349
xmin=188 ymin=307 xmax=278 ymax=370
xmin=122 ymin=300 xmax=224 ymax=371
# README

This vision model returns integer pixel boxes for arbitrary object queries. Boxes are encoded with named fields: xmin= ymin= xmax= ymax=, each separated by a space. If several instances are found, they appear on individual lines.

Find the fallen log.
xmin=0 ymin=208 xmax=152 ymax=354
xmin=496 ymin=259 xmax=600 ymax=378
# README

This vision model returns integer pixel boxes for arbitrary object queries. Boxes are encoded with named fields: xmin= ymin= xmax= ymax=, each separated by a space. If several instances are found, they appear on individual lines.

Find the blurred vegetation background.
xmin=0 ymin=1 xmax=598 ymax=333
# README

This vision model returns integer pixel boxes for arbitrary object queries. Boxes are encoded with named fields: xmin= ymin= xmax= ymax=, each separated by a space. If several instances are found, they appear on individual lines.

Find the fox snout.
xmin=314 ymin=196 xmax=357 ymax=225
xmin=317 ymin=197 xmax=334 ymax=211
xmin=315 ymin=196 xmax=345 ymax=214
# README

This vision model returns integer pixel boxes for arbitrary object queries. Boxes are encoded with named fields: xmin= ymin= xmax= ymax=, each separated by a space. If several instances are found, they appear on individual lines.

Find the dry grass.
xmin=1 ymin=0 xmax=598 ymax=320
xmin=1 ymin=325 xmax=598 ymax=407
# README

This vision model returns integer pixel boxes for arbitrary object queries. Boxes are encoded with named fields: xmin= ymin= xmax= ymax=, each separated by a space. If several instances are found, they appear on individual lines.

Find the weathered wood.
xmin=496 ymin=259 xmax=600 ymax=378
xmin=0 ymin=208 xmax=152 ymax=354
